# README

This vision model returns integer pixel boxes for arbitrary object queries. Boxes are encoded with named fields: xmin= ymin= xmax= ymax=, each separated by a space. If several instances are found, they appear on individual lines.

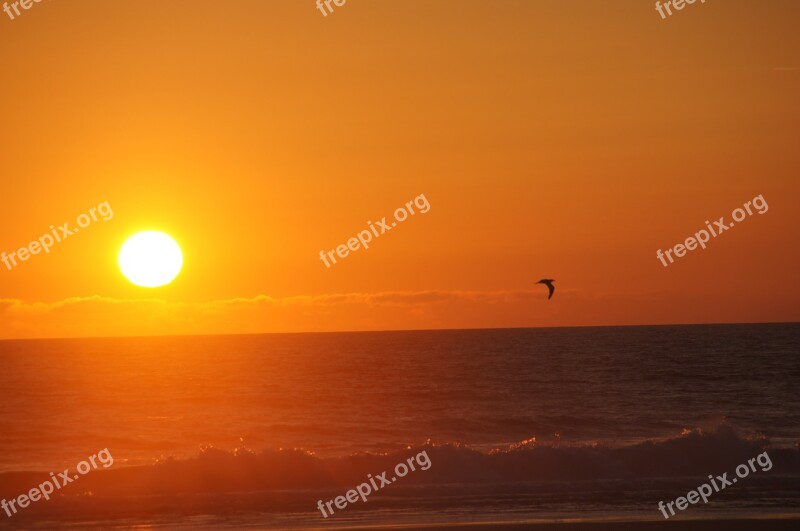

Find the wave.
xmin=1 ymin=426 xmax=798 ymax=528
xmin=1 ymin=425 xmax=797 ymax=501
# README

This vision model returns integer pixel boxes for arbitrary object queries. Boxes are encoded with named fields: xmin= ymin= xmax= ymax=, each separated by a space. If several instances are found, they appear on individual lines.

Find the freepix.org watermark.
xmin=1 ymin=449 xmax=114 ymax=518
xmin=656 ymin=194 xmax=768 ymax=268
xmin=316 ymin=0 xmax=347 ymax=17
xmin=1 ymin=201 xmax=114 ymax=271
xmin=2 ymin=0 xmax=48 ymax=21
xmin=319 ymin=194 xmax=431 ymax=268
xmin=657 ymin=451 xmax=772 ymax=519
xmin=655 ymin=0 xmax=706 ymax=20
xmin=316 ymin=450 xmax=432 ymax=518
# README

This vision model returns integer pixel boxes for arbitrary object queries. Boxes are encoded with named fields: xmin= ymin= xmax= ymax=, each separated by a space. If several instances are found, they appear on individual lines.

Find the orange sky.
xmin=1 ymin=0 xmax=798 ymax=339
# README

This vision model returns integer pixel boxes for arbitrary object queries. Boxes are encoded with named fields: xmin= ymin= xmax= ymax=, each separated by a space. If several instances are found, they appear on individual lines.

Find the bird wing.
xmin=547 ymin=283 xmax=555 ymax=299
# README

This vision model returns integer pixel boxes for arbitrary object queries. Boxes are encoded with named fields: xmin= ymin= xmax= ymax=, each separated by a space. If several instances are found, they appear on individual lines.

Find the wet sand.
xmin=318 ymin=519 xmax=800 ymax=531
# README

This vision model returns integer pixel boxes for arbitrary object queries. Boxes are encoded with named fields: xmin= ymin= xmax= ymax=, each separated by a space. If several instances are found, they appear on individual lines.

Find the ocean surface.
xmin=0 ymin=324 xmax=798 ymax=529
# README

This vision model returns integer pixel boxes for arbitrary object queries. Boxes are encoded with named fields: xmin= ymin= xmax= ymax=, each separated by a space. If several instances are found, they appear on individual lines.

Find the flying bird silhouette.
xmin=536 ymin=279 xmax=555 ymax=300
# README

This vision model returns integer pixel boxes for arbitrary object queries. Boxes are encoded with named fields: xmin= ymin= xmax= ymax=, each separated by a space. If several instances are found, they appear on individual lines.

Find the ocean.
xmin=1 ymin=323 xmax=798 ymax=529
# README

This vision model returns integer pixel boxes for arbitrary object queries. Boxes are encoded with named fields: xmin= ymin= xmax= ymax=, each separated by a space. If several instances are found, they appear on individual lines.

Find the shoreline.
xmin=309 ymin=518 xmax=800 ymax=531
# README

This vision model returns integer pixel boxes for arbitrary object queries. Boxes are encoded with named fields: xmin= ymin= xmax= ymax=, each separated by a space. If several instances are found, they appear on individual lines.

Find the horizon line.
xmin=1 ymin=320 xmax=798 ymax=343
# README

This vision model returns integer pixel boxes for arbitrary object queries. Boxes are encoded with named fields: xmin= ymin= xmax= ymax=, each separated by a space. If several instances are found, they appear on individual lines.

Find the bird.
xmin=536 ymin=279 xmax=555 ymax=300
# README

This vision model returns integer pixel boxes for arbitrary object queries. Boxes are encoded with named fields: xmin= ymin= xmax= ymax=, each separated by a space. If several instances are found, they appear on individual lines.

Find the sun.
xmin=119 ymin=231 xmax=183 ymax=288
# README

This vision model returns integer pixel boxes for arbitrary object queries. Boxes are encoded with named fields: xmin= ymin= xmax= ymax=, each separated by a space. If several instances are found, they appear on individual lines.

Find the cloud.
xmin=0 ymin=290 xmax=546 ymax=339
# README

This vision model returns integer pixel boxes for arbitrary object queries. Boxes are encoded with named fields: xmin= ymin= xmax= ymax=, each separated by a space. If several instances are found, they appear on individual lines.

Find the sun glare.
xmin=119 ymin=231 xmax=183 ymax=288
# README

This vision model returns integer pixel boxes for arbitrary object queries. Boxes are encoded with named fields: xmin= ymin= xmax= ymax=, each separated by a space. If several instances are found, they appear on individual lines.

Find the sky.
xmin=1 ymin=0 xmax=798 ymax=339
